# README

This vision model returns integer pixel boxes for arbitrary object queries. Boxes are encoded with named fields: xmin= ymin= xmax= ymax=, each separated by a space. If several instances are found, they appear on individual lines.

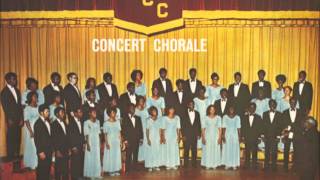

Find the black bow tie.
xmin=191 ymin=79 xmax=195 ymax=82
xmin=221 ymin=99 xmax=226 ymax=102
xmin=189 ymin=110 xmax=194 ymax=112
xmin=291 ymin=108 xmax=296 ymax=111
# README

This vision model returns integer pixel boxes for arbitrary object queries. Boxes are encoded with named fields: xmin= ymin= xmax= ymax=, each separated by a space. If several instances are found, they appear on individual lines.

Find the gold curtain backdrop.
xmin=0 ymin=17 xmax=319 ymax=157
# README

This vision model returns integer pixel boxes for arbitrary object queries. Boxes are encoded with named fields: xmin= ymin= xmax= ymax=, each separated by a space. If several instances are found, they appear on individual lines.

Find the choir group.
xmin=0 ymin=68 xmax=317 ymax=180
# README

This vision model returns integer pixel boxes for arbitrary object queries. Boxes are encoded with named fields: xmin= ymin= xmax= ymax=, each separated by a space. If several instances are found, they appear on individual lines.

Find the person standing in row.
xmin=97 ymin=72 xmax=119 ymax=108
xmin=214 ymin=88 xmax=232 ymax=117
xmin=1 ymin=72 xmax=23 ymax=172
xmin=293 ymin=70 xmax=313 ymax=115
xmin=272 ymin=74 xmax=286 ymax=109
xmin=63 ymin=72 xmax=82 ymax=119
xmin=132 ymin=69 xmax=147 ymax=97
xmin=152 ymin=68 xmax=173 ymax=106
xmin=34 ymin=105 xmax=52 ymax=180
xmin=21 ymin=77 xmax=45 ymax=107
xmin=43 ymin=72 xmax=64 ymax=106
xmin=83 ymin=77 xmax=100 ymax=103
xmin=169 ymin=79 xmax=189 ymax=120
xmin=251 ymin=69 xmax=272 ymax=99
xmin=185 ymin=68 xmax=203 ymax=99
xmin=135 ymin=96 xmax=149 ymax=162
xmin=49 ymin=92 xmax=64 ymax=122
xmin=206 ymin=73 xmax=223 ymax=105
xmin=146 ymin=86 xmax=165 ymax=117
xmin=119 ymin=82 xmax=137 ymax=117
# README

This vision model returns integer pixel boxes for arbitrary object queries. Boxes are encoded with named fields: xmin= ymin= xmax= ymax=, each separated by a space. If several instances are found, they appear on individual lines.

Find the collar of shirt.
xmin=188 ymin=109 xmax=194 ymax=112
xmin=51 ymin=83 xmax=60 ymax=91
xmin=7 ymin=84 xmax=15 ymax=89
xmin=221 ymin=98 xmax=227 ymax=102
xmin=128 ymin=91 xmax=135 ymax=96
xmin=189 ymin=79 xmax=196 ymax=83
xmin=104 ymin=82 xmax=111 ymax=87
xmin=299 ymin=80 xmax=306 ymax=84
xmin=40 ymin=116 xmax=46 ymax=122
xmin=87 ymin=101 xmax=95 ymax=107
xmin=57 ymin=118 xmax=66 ymax=133
xmin=290 ymin=108 xmax=296 ymax=112
xmin=160 ymin=78 xmax=166 ymax=82
xmin=235 ymin=82 xmax=241 ymax=86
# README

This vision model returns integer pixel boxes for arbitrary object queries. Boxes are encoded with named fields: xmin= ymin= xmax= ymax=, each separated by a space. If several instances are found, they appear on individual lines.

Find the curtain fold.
xmin=0 ymin=18 xmax=319 ymax=156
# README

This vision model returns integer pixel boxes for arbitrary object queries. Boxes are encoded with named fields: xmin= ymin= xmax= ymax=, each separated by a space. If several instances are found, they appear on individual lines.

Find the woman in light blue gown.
xmin=104 ymin=97 xmax=121 ymax=121
xmin=102 ymin=107 xmax=121 ymax=176
xmin=206 ymin=73 xmax=223 ymax=105
xmin=49 ymin=92 xmax=63 ymax=122
xmin=201 ymin=105 xmax=222 ymax=169
xmin=135 ymin=96 xmax=149 ymax=162
xmin=83 ymin=77 xmax=100 ymax=103
xmin=84 ymin=108 xmax=102 ymax=178
xmin=162 ymin=107 xmax=181 ymax=169
xmin=145 ymin=106 xmax=162 ymax=171
xmin=146 ymin=86 xmax=165 ymax=117
xmin=272 ymin=74 xmax=286 ymax=111
xmin=23 ymin=92 xmax=39 ymax=170
xmin=21 ymin=77 xmax=44 ymax=106
xmin=278 ymin=86 xmax=299 ymax=112
xmin=131 ymin=69 xmax=147 ymax=96
xmin=221 ymin=106 xmax=241 ymax=169
xmin=251 ymin=88 xmax=270 ymax=117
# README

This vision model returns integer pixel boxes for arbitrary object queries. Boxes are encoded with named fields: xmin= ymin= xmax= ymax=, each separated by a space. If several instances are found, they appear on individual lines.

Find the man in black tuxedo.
xmin=97 ymin=72 xmax=119 ymax=108
xmin=152 ymin=67 xmax=173 ymax=106
xmin=168 ymin=79 xmax=188 ymax=119
xmin=281 ymin=97 xmax=303 ymax=171
xmin=293 ymin=70 xmax=313 ymax=115
xmin=184 ymin=68 xmax=203 ymax=99
xmin=228 ymin=72 xmax=251 ymax=116
xmin=121 ymin=103 xmax=143 ymax=173
xmin=119 ymin=82 xmax=137 ymax=117
xmin=0 ymin=72 xmax=23 ymax=172
xmin=241 ymin=103 xmax=263 ymax=169
xmin=214 ymin=88 xmax=233 ymax=117
xmin=68 ymin=107 xmax=85 ymax=180
xmin=51 ymin=107 xmax=69 ymax=180
xmin=34 ymin=105 xmax=53 ymax=180
xmin=181 ymin=100 xmax=201 ymax=167
xmin=251 ymin=69 xmax=272 ymax=99
xmin=262 ymin=99 xmax=282 ymax=171
xmin=43 ymin=72 xmax=64 ymax=106
xmin=63 ymin=72 xmax=82 ymax=118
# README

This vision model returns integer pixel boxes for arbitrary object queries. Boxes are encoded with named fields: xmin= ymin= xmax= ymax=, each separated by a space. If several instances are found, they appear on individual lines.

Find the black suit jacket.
xmin=119 ymin=93 xmax=136 ymax=117
xmin=97 ymin=83 xmax=118 ymax=105
xmin=63 ymin=84 xmax=82 ymax=114
xmin=121 ymin=114 xmax=143 ymax=145
xmin=43 ymin=84 xmax=64 ymax=105
xmin=293 ymin=81 xmax=313 ymax=112
xmin=282 ymin=109 xmax=303 ymax=138
xmin=152 ymin=78 xmax=173 ymax=105
xmin=180 ymin=110 xmax=201 ymax=140
xmin=251 ymin=80 xmax=272 ymax=99
xmin=168 ymin=91 xmax=189 ymax=118
xmin=213 ymin=98 xmax=233 ymax=117
xmin=0 ymin=86 xmax=23 ymax=123
xmin=67 ymin=118 xmax=85 ymax=151
xmin=184 ymin=79 xmax=203 ymax=100
xmin=34 ymin=118 xmax=52 ymax=155
xmin=82 ymin=102 xmax=103 ymax=125
xmin=51 ymin=120 xmax=69 ymax=155
xmin=241 ymin=114 xmax=263 ymax=143
xmin=262 ymin=111 xmax=282 ymax=139
xmin=228 ymin=83 xmax=251 ymax=115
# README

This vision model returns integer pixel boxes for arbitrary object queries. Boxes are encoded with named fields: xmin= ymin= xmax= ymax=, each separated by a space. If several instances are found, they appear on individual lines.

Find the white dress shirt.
xmin=129 ymin=114 xmax=136 ymax=127
xmin=161 ymin=78 xmax=167 ymax=93
xmin=128 ymin=92 xmax=136 ymax=104
xmin=87 ymin=101 xmax=95 ymax=107
xmin=104 ymin=82 xmax=113 ymax=96
xmin=7 ymin=84 xmax=18 ymax=103
xmin=74 ymin=117 xmax=82 ymax=134
xmin=189 ymin=79 xmax=196 ymax=94
xmin=289 ymin=108 xmax=297 ymax=123
xmin=259 ymin=81 xmax=264 ymax=87
xmin=51 ymin=83 xmax=60 ymax=92
xmin=41 ymin=116 xmax=51 ymax=135
xmin=269 ymin=111 xmax=275 ymax=123
xmin=249 ymin=115 xmax=254 ymax=127
xmin=177 ymin=91 xmax=183 ymax=104
xmin=57 ymin=118 xmax=66 ymax=134
xmin=221 ymin=98 xmax=227 ymax=113
xmin=299 ymin=82 xmax=305 ymax=95
xmin=188 ymin=110 xmax=195 ymax=125
xmin=234 ymin=82 xmax=241 ymax=97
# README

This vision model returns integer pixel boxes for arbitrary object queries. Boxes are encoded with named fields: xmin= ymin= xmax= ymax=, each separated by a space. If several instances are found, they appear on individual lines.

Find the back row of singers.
xmin=0 ymin=68 xmax=313 ymax=173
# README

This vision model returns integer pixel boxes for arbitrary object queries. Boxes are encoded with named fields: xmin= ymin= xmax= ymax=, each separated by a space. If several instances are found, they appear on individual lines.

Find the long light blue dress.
xmin=23 ymin=105 xmax=39 ymax=169
xmin=21 ymin=89 xmax=45 ymax=106
xmin=201 ymin=116 xmax=222 ymax=168
xmin=135 ymin=83 xmax=147 ymax=96
xmin=278 ymin=98 xmax=300 ymax=113
xmin=84 ymin=120 xmax=101 ymax=178
xmin=221 ymin=115 xmax=241 ymax=168
xmin=83 ymin=89 xmax=100 ymax=103
xmin=272 ymin=88 xmax=284 ymax=111
xmin=146 ymin=97 xmax=165 ymax=117
xmin=135 ymin=107 xmax=149 ymax=161
xmin=162 ymin=116 xmax=181 ymax=168
xmin=194 ymin=97 xmax=211 ymax=149
xmin=102 ymin=120 xmax=122 ymax=173
xmin=251 ymin=98 xmax=270 ymax=117
xmin=104 ymin=107 xmax=121 ymax=121
xmin=205 ymin=86 xmax=222 ymax=105
xmin=49 ymin=104 xmax=63 ymax=122
xmin=145 ymin=117 xmax=162 ymax=168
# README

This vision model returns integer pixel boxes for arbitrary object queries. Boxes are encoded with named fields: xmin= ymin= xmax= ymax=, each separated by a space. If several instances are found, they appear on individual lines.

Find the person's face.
xmin=136 ymin=73 xmax=142 ymax=81
xmin=109 ymin=111 xmax=116 ymax=119
xmin=152 ymin=88 xmax=159 ymax=96
xmin=284 ymin=87 xmax=291 ymax=96
xmin=269 ymin=101 xmax=277 ymax=110
xmin=177 ymin=82 xmax=183 ymax=91
xmin=304 ymin=121 xmax=312 ymax=130
xmin=128 ymin=105 xmax=135 ymax=114
xmin=258 ymin=90 xmax=264 ymax=99
xmin=31 ymin=94 xmax=38 ymax=104
xmin=74 ymin=109 xmax=83 ymax=119
xmin=229 ymin=107 xmax=235 ymax=115
xmin=168 ymin=108 xmax=175 ymax=116
xmin=90 ymin=111 xmax=97 ymax=119
xmin=88 ymin=93 xmax=96 ymax=102
xmin=7 ymin=76 xmax=17 ymax=87
xmin=42 ymin=109 xmax=50 ymax=120
xmin=111 ymin=99 xmax=117 ymax=106
xmin=29 ymin=82 xmax=38 ymax=91
xmin=160 ymin=71 xmax=167 ymax=79
xmin=199 ymin=89 xmax=205 ymax=97
xmin=258 ymin=72 xmax=265 ymax=81
xmin=151 ymin=110 xmax=158 ymax=118
xmin=289 ymin=99 xmax=297 ymax=109
xmin=54 ymin=96 xmax=61 ymax=104
xmin=105 ymin=76 xmax=112 ymax=84
xmin=137 ymin=98 xmax=145 ymax=106
xmin=52 ymin=75 xmax=61 ymax=85
xmin=212 ymin=77 xmax=219 ymax=84
xmin=187 ymin=102 xmax=194 ymax=110
xmin=88 ymin=80 xmax=95 ymax=89
xmin=70 ymin=75 xmax=78 ymax=85
xmin=190 ymin=71 xmax=196 ymax=79
xmin=209 ymin=106 xmax=215 ymax=115
xmin=298 ymin=73 xmax=306 ymax=82
xmin=128 ymin=85 xmax=135 ymax=94
xmin=221 ymin=91 xmax=227 ymax=99
xmin=235 ymin=75 xmax=241 ymax=83
xmin=57 ymin=110 xmax=66 ymax=121
xmin=248 ymin=105 xmax=256 ymax=114
xmin=277 ymin=79 xmax=284 ymax=87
